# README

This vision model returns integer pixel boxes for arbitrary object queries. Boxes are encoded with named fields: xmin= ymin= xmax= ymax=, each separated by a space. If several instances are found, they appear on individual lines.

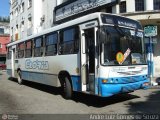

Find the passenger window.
xmin=17 ymin=42 xmax=25 ymax=58
xmin=25 ymin=40 xmax=32 ymax=58
xmin=45 ymin=33 xmax=57 ymax=56
xmin=59 ymin=27 xmax=79 ymax=55
xmin=34 ymin=37 xmax=43 ymax=57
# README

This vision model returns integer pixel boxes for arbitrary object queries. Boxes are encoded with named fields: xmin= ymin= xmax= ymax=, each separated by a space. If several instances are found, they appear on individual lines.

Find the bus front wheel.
xmin=17 ymin=71 xmax=23 ymax=85
xmin=63 ymin=77 xmax=72 ymax=99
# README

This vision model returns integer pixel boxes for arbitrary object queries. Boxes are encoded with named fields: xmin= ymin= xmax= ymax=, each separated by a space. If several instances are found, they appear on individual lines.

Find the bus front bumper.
xmin=100 ymin=80 xmax=150 ymax=97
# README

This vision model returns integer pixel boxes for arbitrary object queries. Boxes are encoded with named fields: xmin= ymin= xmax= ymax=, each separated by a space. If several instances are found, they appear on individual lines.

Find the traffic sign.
xmin=144 ymin=25 xmax=157 ymax=37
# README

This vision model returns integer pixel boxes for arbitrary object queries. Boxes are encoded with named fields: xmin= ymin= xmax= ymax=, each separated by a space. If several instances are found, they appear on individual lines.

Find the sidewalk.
xmin=149 ymin=85 xmax=160 ymax=89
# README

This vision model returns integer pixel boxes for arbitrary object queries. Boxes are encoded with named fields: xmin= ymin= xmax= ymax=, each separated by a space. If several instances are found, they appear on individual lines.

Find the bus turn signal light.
xmin=102 ymin=79 xmax=108 ymax=84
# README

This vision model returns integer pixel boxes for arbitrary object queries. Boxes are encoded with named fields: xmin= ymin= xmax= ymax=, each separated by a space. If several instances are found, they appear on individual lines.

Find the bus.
xmin=6 ymin=12 xmax=149 ymax=99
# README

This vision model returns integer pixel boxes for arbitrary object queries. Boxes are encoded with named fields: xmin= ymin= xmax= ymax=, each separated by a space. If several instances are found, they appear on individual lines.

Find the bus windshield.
xmin=100 ymin=25 xmax=146 ymax=66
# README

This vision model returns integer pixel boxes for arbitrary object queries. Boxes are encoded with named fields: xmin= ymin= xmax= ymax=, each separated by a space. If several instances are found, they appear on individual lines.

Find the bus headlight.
xmin=102 ymin=79 xmax=108 ymax=84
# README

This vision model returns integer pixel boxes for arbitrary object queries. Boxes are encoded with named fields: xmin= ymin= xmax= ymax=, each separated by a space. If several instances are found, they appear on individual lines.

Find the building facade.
xmin=0 ymin=22 xmax=10 ymax=63
xmin=10 ymin=0 xmax=58 ymax=41
xmin=0 ymin=35 xmax=10 ymax=56
xmin=0 ymin=22 xmax=10 ymax=35
xmin=10 ymin=0 xmax=160 ymax=78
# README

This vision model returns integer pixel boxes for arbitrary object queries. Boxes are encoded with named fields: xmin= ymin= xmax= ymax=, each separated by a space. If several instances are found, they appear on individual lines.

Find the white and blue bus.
xmin=7 ymin=12 xmax=149 ymax=99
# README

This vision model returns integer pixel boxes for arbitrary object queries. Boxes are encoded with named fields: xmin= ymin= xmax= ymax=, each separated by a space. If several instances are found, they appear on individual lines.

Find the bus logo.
xmin=25 ymin=59 xmax=49 ymax=70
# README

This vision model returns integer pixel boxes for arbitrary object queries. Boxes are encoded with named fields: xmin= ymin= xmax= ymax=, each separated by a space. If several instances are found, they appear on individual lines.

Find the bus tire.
xmin=63 ymin=77 xmax=72 ymax=99
xmin=17 ymin=71 xmax=23 ymax=85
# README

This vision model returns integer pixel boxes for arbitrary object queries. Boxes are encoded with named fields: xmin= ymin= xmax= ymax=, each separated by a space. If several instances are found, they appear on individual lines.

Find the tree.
xmin=0 ymin=16 xmax=10 ymax=22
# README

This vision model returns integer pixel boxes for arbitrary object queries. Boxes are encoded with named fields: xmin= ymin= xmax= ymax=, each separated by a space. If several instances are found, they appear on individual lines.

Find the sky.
xmin=0 ymin=0 xmax=10 ymax=17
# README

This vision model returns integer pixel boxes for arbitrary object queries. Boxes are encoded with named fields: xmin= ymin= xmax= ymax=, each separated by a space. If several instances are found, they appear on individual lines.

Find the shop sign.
xmin=55 ymin=0 xmax=116 ymax=22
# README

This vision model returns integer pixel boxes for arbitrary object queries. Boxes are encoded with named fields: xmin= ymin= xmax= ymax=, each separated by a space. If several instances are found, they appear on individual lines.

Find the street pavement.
xmin=0 ymin=71 xmax=160 ymax=119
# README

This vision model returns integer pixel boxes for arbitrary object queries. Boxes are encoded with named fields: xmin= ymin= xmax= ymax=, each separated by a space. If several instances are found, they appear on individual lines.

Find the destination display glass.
xmin=101 ymin=14 xmax=142 ymax=29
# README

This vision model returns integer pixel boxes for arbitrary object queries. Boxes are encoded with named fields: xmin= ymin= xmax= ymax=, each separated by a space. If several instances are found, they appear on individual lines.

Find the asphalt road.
xmin=0 ymin=71 xmax=160 ymax=119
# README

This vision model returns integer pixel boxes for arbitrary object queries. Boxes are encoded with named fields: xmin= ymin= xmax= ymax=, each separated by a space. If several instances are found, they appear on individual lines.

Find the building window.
xmin=28 ymin=0 xmax=32 ymax=8
xmin=11 ymin=0 xmax=17 ymax=5
xmin=11 ymin=27 xmax=13 ymax=41
xmin=25 ymin=40 xmax=32 ymax=58
xmin=28 ymin=17 xmax=32 ymax=28
xmin=119 ymin=1 xmax=126 ymax=13
xmin=15 ymin=25 xmax=19 ymax=40
xmin=17 ymin=42 xmax=25 ymax=58
xmin=0 ymin=28 xmax=4 ymax=34
xmin=106 ymin=6 xmax=112 ymax=13
xmin=135 ymin=0 xmax=144 ymax=11
xmin=21 ymin=21 xmax=24 ymax=32
xmin=45 ymin=33 xmax=58 ymax=56
xmin=34 ymin=37 xmax=43 ymax=57
xmin=16 ymin=24 xmax=18 ymax=32
xmin=59 ymin=27 xmax=79 ymax=55
xmin=21 ymin=2 xmax=25 ymax=13
xmin=154 ymin=0 xmax=160 ymax=10
xmin=10 ymin=12 xmax=13 ymax=20
xmin=15 ymin=7 xmax=18 ymax=16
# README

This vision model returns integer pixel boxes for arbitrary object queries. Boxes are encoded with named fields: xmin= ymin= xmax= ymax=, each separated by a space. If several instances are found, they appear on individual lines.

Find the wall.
xmin=10 ymin=0 xmax=57 ymax=41
xmin=0 ymin=35 xmax=10 ymax=55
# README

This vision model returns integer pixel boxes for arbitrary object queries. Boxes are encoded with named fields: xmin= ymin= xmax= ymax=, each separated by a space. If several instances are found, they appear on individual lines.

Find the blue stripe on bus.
xmin=71 ymin=76 xmax=81 ymax=91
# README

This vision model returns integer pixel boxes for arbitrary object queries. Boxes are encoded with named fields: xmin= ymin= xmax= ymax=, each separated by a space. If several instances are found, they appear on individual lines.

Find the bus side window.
xmin=45 ymin=32 xmax=57 ymax=56
xmin=59 ymin=27 xmax=79 ymax=55
xmin=25 ymin=40 xmax=32 ymax=58
xmin=34 ymin=37 xmax=43 ymax=57
xmin=17 ymin=42 xmax=25 ymax=58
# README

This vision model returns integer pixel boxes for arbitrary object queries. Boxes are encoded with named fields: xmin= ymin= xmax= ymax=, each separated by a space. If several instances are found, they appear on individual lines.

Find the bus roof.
xmin=7 ymin=12 xmax=140 ymax=47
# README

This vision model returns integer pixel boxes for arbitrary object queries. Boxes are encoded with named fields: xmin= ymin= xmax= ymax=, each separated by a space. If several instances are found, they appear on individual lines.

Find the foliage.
xmin=0 ymin=16 xmax=10 ymax=22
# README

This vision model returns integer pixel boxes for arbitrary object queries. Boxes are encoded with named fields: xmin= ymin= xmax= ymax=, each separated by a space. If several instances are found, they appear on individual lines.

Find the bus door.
xmin=80 ymin=21 xmax=99 ymax=93
xmin=11 ymin=47 xmax=16 ymax=77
